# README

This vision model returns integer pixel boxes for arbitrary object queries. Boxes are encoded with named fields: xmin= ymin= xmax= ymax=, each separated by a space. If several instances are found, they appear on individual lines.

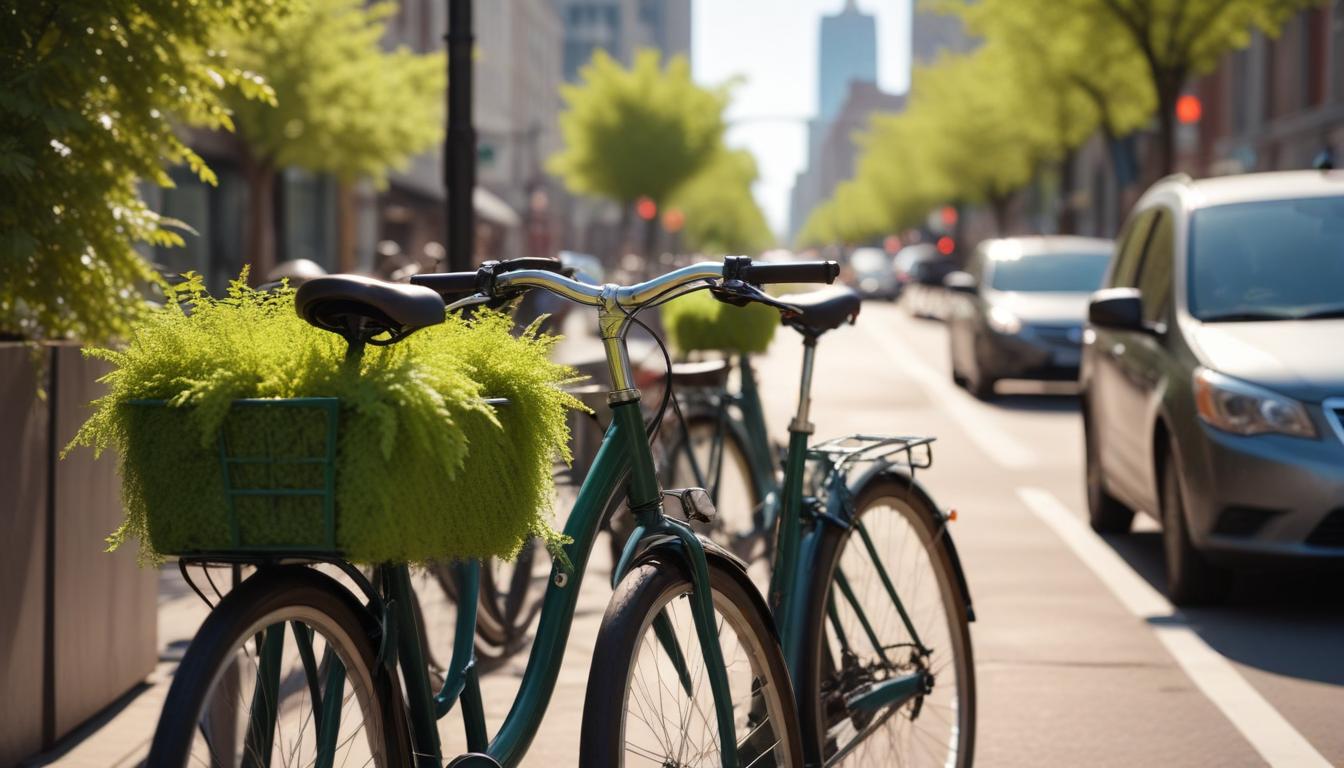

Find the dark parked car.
xmin=847 ymin=247 xmax=900 ymax=300
xmin=944 ymin=236 xmax=1112 ymax=398
xmin=1081 ymin=171 xmax=1344 ymax=605
xmin=895 ymin=243 xmax=957 ymax=318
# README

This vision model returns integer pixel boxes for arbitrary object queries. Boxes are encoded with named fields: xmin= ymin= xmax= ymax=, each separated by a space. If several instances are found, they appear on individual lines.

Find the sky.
xmin=692 ymin=0 xmax=912 ymax=239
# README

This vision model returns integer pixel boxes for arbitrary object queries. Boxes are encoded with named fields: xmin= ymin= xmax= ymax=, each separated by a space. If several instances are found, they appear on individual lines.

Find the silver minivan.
xmin=1081 ymin=171 xmax=1344 ymax=605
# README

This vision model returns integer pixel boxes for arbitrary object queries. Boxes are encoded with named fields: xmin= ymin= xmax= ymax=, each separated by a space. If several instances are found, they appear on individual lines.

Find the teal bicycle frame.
xmin=671 ymin=335 xmax=968 ymax=755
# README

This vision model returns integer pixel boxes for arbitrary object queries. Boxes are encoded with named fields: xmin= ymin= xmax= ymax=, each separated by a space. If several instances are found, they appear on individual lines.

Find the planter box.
xmin=0 ymin=343 xmax=158 ymax=765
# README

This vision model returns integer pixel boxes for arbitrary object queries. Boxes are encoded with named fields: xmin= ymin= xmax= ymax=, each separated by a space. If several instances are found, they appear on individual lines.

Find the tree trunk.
xmin=336 ymin=180 xmax=357 ymax=273
xmin=614 ymin=200 xmax=633 ymax=267
xmin=242 ymin=150 xmax=278 ymax=285
xmin=1156 ymin=87 xmax=1177 ymax=178
xmin=643 ymin=207 xmax=660 ymax=265
xmin=1057 ymin=148 xmax=1077 ymax=235
xmin=989 ymin=193 xmax=1011 ymax=235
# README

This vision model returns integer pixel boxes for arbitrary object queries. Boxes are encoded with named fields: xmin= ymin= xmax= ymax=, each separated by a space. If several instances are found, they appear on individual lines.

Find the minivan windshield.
xmin=989 ymin=252 xmax=1110 ymax=292
xmin=1189 ymin=196 xmax=1344 ymax=321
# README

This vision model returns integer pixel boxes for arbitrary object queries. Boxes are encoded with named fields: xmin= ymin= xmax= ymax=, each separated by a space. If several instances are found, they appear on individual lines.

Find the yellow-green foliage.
xmin=660 ymin=290 xmax=777 ymax=357
xmin=68 ymin=272 xmax=581 ymax=564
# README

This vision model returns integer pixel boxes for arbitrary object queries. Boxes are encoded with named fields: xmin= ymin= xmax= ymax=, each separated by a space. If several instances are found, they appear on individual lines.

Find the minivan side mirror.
xmin=943 ymin=271 xmax=978 ymax=295
xmin=1088 ymin=288 xmax=1147 ymax=331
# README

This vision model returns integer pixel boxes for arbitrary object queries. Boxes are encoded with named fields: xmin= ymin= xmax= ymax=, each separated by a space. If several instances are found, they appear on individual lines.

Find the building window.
xmin=155 ymin=163 xmax=245 ymax=292
xmin=1334 ymin=1 xmax=1344 ymax=102
xmin=281 ymin=169 xmax=336 ymax=271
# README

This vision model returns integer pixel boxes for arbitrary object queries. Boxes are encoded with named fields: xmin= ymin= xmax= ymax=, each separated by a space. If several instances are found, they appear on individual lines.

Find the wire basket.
xmin=128 ymin=398 xmax=342 ymax=556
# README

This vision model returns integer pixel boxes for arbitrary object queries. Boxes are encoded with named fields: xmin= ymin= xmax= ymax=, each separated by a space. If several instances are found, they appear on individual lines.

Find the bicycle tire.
xmin=799 ymin=476 xmax=975 ymax=767
xmin=148 ymin=565 xmax=411 ymax=766
xmin=580 ymin=555 xmax=804 ymax=767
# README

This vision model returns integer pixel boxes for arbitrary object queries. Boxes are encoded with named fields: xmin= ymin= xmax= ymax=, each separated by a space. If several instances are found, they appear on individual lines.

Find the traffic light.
xmin=636 ymin=196 xmax=657 ymax=221
xmin=1176 ymin=94 xmax=1202 ymax=125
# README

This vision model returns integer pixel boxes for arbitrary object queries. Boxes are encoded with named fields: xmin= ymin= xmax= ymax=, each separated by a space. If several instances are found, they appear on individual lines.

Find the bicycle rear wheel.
xmin=580 ymin=556 xmax=803 ymax=766
xmin=149 ymin=565 xmax=410 ymax=767
xmin=800 ymin=477 xmax=975 ymax=767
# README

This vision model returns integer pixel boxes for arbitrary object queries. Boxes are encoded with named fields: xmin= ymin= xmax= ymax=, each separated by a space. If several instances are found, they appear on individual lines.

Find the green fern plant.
xmin=659 ymin=289 xmax=778 ymax=357
xmin=68 ymin=271 xmax=581 ymax=564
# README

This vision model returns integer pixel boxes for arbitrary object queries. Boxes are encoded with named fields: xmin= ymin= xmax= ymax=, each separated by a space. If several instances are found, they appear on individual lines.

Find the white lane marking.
xmin=861 ymin=319 xmax=1039 ymax=468
xmin=1018 ymin=486 xmax=1332 ymax=767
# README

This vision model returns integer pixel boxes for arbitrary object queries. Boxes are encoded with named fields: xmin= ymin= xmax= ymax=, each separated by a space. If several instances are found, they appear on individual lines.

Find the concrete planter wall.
xmin=0 ymin=343 xmax=158 ymax=765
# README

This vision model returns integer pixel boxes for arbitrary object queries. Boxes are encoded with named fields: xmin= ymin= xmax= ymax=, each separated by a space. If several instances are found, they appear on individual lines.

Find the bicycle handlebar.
xmin=411 ymin=256 xmax=839 ymax=313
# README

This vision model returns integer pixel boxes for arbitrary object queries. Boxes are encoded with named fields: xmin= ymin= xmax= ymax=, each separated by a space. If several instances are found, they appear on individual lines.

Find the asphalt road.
xmin=45 ymin=300 xmax=1343 ymax=767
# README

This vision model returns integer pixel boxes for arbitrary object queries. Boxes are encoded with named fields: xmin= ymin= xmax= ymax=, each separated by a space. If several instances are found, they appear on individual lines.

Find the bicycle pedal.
xmin=446 ymin=754 xmax=501 ymax=768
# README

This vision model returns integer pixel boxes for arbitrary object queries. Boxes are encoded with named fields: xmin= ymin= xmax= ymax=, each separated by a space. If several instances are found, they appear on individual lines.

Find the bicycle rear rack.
xmin=807 ymin=434 xmax=934 ymax=473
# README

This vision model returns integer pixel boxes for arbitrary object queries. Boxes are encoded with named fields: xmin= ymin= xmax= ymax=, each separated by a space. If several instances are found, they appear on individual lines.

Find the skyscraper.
xmin=818 ymin=0 xmax=878 ymax=124
xmin=790 ymin=0 xmax=879 ymax=241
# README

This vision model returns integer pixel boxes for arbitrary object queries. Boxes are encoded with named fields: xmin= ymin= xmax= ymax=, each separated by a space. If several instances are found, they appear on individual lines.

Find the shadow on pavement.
xmin=1104 ymin=529 xmax=1344 ymax=687
xmin=987 ymin=392 xmax=1080 ymax=414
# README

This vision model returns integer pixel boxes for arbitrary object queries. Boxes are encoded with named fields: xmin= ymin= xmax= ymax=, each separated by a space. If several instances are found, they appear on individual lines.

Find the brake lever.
xmin=710 ymin=279 xmax=803 ymax=320
xmin=447 ymin=293 xmax=492 ymax=313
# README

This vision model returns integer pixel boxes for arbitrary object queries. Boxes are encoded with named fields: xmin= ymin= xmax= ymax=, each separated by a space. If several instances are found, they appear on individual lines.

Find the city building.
xmin=817 ymin=82 xmax=907 ymax=214
xmin=788 ymin=0 xmax=879 ymax=241
xmin=910 ymin=3 xmax=972 ymax=67
xmin=553 ymin=0 xmax=692 ymax=81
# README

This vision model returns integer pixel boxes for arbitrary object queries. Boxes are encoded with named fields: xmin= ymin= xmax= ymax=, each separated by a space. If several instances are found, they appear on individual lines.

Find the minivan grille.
xmin=1213 ymin=506 xmax=1281 ymax=537
xmin=1306 ymin=508 xmax=1344 ymax=548
xmin=1032 ymin=324 xmax=1082 ymax=347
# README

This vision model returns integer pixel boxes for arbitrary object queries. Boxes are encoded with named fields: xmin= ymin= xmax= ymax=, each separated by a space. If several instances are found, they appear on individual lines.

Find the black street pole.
xmin=445 ymin=0 xmax=475 ymax=273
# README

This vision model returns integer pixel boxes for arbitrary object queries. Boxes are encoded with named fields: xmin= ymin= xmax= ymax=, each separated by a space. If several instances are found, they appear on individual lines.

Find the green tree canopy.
xmin=0 ymin=0 xmax=280 ymax=342
xmin=221 ymin=0 xmax=444 ymax=276
xmin=1084 ymin=0 xmax=1323 ymax=173
xmin=671 ymin=148 xmax=774 ymax=255
xmin=550 ymin=49 xmax=727 ymax=205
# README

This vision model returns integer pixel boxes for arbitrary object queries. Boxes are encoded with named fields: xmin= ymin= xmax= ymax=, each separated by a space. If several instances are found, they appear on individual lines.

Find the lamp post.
xmin=445 ymin=0 xmax=475 ymax=272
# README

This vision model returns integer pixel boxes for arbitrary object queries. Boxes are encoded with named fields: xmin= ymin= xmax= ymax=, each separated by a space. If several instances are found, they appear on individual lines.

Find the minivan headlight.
xmin=1193 ymin=367 xmax=1317 ymax=438
xmin=987 ymin=305 xmax=1021 ymax=334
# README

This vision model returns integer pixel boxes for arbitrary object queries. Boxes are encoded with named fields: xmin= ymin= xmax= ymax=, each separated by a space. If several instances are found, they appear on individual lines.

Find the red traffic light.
xmin=936 ymin=236 xmax=955 ymax=256
xmin=636 ymin=196 xmax=657 ymax=221
xmin=940 ymin=206 xmax=958 ymax=228
xmin=1176 ymin=94 xmax=1202 ymax=125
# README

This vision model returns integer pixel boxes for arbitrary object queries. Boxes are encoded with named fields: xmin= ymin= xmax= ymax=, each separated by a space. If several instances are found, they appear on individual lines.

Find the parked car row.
xmin=939 ymin=170 xmax=1344 ymax=605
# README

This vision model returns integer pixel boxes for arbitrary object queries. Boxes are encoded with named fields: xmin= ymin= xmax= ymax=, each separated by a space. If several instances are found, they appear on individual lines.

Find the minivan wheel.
xmin=1084 ymin=416 xmax=1134 ymax=534
xmin=1160 ymin=442 xmax=1230 ymax=606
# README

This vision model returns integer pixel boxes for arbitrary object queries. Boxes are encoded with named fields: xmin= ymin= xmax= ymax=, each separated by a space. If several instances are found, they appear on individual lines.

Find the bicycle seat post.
xmin=791 ymin=335 xmax=819 ymax=436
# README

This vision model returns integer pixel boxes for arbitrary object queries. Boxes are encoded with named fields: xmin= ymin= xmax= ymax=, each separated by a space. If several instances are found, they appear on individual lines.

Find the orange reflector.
xmin=948 ymin=509 xmax=958 ymax=522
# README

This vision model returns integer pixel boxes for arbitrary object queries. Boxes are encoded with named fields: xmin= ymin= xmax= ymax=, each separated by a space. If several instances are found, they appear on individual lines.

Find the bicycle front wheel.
xmin=800 ymin=477 xmax=975 ymax=767
xmin=149 ymin=565 xmax=410 ymax=767
xmin=581 ymin=557 xmax=803 ymax=766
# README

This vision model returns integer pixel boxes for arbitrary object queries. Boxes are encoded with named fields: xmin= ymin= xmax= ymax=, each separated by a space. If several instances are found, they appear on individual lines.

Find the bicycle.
xmin=147 ymin=256 xmax=834 ymax=767
xmin=655 ymin=282 xmax=979 ymax=766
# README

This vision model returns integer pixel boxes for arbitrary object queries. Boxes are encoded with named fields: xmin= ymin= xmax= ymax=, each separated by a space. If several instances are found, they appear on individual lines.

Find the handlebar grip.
xmin=410 ymin=271 xmax=479 ymax=298
xmin=742 ymin=260 xmax=840 ymax=286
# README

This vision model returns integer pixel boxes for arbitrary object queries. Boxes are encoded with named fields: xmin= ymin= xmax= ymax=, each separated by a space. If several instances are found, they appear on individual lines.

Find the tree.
xmin=221 ymin=0 xmax=444 ymax=279
xmin=0 ymin=0 xmax=280 ymax=342
xmin=671 ymin=148 xmax=774 ymax=255
xmin=940 ymin=0 xmax=1153 ymax=228
xmin=1074 ymin=0 xmax=1322 ymax=174
xmin=550 ymin=49 xmax=728 ymax=259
